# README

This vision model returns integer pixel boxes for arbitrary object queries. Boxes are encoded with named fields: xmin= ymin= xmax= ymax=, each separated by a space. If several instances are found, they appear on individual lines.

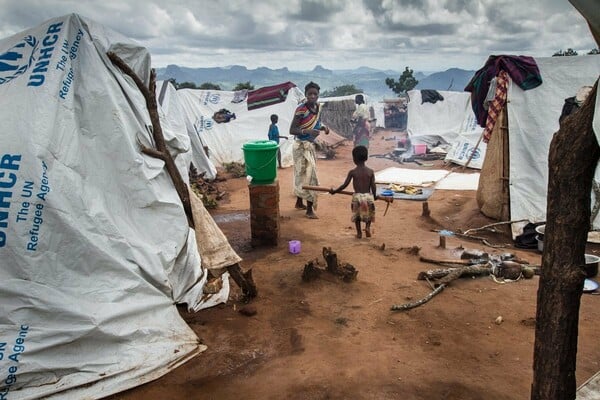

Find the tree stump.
xmin=302 ymin=260 xmax=322 ymax=282
xmin=323 ymin=247 xmax=358 ymax=282
xmin=301 ymin=249 xmax=358 ymax=283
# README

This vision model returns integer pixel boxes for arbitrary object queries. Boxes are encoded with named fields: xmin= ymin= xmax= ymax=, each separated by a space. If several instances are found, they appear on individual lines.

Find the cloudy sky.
xmin=0 ymin=0 xmax=597 ymax=72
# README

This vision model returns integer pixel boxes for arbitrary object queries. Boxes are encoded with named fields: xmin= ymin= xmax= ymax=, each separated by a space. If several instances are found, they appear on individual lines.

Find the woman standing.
xmin=352 ymin=94 xmax=371 ymax=148
xmin=289 ymin=81 xmax=329 ymax=219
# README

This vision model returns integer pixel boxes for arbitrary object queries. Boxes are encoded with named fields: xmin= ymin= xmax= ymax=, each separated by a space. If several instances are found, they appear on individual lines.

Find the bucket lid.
xmin=243 ymin=140 xmax=278 ymax=150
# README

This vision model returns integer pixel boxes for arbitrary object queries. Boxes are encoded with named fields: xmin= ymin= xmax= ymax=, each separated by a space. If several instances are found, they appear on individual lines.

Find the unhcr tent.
xmin=156 ymin=80 xmax=218 ymax=180
xmin=0 ymin=13 xmax=229 ymax=399
xmin=406 ymin=89 xmax=485 ymax=168
xmin=474 ymin=55 xmax=600 ymax=235
xmin=175 ymin=84 xmax=305 ymax=168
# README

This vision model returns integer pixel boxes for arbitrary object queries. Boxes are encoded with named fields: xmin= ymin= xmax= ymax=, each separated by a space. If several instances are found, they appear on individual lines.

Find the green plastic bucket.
xmin=242 ymin=140 xmax=279 ymax=184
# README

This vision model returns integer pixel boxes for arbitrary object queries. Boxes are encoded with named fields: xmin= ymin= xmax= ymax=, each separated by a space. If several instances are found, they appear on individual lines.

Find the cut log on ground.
xmin=392 ymin=264 xmax=490 ymax=311
xmin=419 ymin=255 xmax=488 ymax=266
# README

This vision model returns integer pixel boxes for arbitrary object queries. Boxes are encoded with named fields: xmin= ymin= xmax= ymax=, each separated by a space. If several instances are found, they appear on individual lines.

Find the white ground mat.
xmin=375 ymin=167 xmax=479 ymax=190
xmin=375 ymin=167 xmax=449 ymax=186
xmin=435 ymin=172 xmax=480 ymax=190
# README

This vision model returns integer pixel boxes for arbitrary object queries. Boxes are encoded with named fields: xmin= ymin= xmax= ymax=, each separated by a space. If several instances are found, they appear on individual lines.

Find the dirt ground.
xmin=112 ymin=129 xmax=600 ymax=400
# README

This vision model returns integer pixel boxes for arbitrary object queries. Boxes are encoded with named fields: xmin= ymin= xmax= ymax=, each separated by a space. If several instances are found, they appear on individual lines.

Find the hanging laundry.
xmin=465 ymin=55 xmax=542 ymax=127
xmin=482 ymin=70 xmax=509 ymax=143
xmin=247 ymin=81 xmax=296 ymax=111
xmin=231 ymin=89 xmax=248 ymax=103
xmin=420 ymin=89 xmax=444 ymax=104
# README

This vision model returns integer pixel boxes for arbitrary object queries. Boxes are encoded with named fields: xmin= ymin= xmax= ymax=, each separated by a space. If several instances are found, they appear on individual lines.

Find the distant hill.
xmin=156 ymin=65 xmax=476 ymax=101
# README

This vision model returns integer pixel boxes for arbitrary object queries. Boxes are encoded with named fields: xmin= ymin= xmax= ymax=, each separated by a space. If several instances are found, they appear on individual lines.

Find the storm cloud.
xmin=0 ymin=0 xmax=596 ymax=72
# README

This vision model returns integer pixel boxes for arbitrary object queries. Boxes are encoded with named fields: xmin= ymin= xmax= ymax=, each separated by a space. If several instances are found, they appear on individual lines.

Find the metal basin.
xmin=585 ymin=254 xmax=599 ymax=278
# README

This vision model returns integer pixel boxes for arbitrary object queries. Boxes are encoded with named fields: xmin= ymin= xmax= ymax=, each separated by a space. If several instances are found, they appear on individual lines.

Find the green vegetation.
xmin=385 ymin=67 xmax=418 ymax=97
xmin=320 ymin=84 xmax=363 ymax=97
xmin=167 ymin=79 xmax=222 ymax=90
xmin=199 ymin=82 xmax=222 ymax=90
xmin=553 ymin=48 xmax=579 ymax=56
xmin=233 ymin=81 xmax=254 ymax=90
xmin=552 ymin=48 xmax=599 ymax=56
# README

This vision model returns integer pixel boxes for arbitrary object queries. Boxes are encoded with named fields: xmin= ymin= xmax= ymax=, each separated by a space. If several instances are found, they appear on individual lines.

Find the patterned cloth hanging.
xmin=482 ymin=70 xmax=509 ymax=143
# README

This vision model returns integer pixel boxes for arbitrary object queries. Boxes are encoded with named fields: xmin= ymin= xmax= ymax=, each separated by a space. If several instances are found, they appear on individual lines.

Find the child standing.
xmin=267 ymin=114 xmax=288 ymax=168
xmin=330 ymin=146 xmax=377 ymax=238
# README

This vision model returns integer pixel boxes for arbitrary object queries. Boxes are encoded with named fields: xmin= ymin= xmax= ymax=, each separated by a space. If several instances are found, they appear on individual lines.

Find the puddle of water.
xmin=212 ymin=212 xmax=250 ymax=224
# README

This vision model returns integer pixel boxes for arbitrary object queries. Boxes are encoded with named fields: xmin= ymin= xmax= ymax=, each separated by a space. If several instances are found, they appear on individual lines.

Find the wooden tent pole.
xmin=461 ymin=130 xmax=484 ymax=171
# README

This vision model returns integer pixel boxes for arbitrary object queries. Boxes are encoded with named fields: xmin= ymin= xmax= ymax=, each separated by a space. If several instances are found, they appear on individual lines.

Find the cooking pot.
xmin=536 ymin=235 xmax=543 ymax=252
xmin=535 ymin=225 xmax=545 ymax=253
xmin=585 ymin=254 xmax=599 ymax=278
xmin=535 ymin=225 xmax=545 ymax=236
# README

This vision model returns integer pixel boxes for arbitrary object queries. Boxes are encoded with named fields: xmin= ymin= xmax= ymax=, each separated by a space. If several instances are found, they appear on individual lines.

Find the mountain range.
xmin=156 ymin=65 xmax=477 ymax=101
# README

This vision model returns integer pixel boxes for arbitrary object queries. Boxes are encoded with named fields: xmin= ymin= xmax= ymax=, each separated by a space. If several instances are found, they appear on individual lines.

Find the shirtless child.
xmin=329 ymin=146 xmax=377 ymax=238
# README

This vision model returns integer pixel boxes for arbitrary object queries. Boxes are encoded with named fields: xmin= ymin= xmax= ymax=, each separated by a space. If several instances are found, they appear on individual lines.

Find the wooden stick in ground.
xmin=107 ymin=51 xmax=195 ymax=228
xmin=431 ymin=229 xmax=507 ymax=248
xmin=391 ymin=264 xmax=490 ymax=311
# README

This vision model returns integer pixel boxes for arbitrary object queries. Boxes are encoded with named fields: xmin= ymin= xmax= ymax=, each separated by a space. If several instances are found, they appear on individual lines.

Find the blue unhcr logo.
xmin=0 ymin=36 xmax=38 ymax=85
xmin=468 ymin=147 xmax=481 ymax=160
xmin=202 ymin=92 xmax=220 ymax=105
xmin=193 ymin=116 xmax=214 ymax=134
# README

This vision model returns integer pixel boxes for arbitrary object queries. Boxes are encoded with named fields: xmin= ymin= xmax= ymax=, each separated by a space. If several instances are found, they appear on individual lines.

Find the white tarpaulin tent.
xmin=0 ymin=13 xmax=230 ymax=399
xmin=502 ymin=55 xmax=600 ymax=232
xmin=176 ymin=85 xmax=304 ymax=168
xmin=156 ymin=80 xmax=217 ymax=180
xmin=406 ymin=90 xmax=486 ymax=169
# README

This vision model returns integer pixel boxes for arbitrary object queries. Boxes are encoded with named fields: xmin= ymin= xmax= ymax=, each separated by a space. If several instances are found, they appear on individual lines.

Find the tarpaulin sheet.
xmin=506 ymin=55 xmax=600 ymax=234
xmin=0 ymin=13 xmax=226 ymax=399
xmin=156 ymin=80 xmax=217 ymax=180
xmin=407 ymin=90 xmax=482 ymax=142
xmin=176 ymin=85 xmax=304 ymax=167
